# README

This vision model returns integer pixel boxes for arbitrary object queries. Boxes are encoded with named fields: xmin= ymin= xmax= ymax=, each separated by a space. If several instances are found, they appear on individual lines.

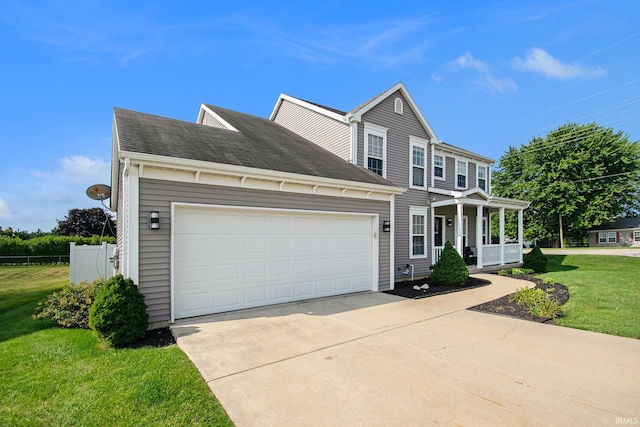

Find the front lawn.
xmin=0 ymin=265 xmax=233 ymax=426
xmin=542 ymin=255 xmax=640 ymax=339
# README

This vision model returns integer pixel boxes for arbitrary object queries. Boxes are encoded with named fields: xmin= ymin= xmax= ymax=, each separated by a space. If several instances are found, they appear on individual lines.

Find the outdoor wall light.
xmin=446 ymin=218 xmax=453 ymax=227
xmin=148 ymin=211 xmax=160 ymax=229
xmin=382 ymin=221 xmax=391 ymax=232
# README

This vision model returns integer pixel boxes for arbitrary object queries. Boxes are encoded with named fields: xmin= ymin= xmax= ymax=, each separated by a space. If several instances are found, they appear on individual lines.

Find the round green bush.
xmin=88 ymin=274 xmax=148 ymax=347
xmin=33 ymin=280 xmax=104 ymax=329
xmin=523 ymin=246 xmax=548 ymax=273
xmin=429 ymin=241 xmax=469 ymax=286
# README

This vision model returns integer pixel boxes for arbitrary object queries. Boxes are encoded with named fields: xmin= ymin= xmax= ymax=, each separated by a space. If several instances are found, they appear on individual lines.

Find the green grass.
xmin=542 ymin=255 xmax=640 ymax=339
xmin=0 ymin=266 xmax=233 ymax=426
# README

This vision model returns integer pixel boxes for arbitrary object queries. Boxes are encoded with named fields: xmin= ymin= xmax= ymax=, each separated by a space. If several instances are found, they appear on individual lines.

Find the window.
xmin=364 ymin=123 xmax=387 ymax=177
xmin=477 ymin=165 xmax=487 ymax=191
xmin=599 ymin=232 xmax=616 ymax=243
xmin=456 ymin=160 xmax=467 ymax=189
xmin=410 ymin=138 xmax=427 ymax=188
xmin=394 ymin=97 xmax=403 ymax=115
xmin=410 ymin=207 xmax=427 ymax=258
xmin=434 ymin=154 xmax=445 ymax=180
xmin=635 ymin=231 xmax=640 ymax=242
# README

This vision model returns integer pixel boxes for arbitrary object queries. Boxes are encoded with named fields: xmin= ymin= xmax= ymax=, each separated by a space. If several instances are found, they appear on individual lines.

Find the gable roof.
xmin=590 ymin=217 xmax=640 ymax=231
xmin=114 ymin=106 xmax=397 ymax=188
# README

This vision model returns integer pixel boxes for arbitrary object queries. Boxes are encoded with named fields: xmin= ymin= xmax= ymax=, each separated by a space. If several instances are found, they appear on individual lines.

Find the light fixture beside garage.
xmin=382 ymin=221 xmax=391 ymax=232
xmin=148 ymin=211 xmax=160 ymax=229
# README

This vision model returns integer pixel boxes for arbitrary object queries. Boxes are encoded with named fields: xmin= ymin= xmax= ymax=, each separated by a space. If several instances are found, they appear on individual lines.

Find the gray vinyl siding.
xmin=273 ymin=99 xmax=351 ymax=161
xmin=138 ymin=178 xmax=392 ymax=324
xmin=355 ymin=91 xmax=433 ymax=278
xmin=433 ymin=206 xmax=486 ymax=248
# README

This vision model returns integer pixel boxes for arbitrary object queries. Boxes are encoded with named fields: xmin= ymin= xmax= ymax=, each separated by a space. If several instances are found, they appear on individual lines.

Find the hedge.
xmin=0 ymin=235 xmax=116 ymax=256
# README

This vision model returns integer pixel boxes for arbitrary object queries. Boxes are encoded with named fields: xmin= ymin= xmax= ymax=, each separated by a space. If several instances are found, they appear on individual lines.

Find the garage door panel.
xmin=174 ymin=206 xmax=375 ymax=319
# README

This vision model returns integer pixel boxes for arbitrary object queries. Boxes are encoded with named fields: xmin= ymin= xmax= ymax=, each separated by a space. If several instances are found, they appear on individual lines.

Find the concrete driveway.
xmin=172 ymin=274 xmax=640 ymax=426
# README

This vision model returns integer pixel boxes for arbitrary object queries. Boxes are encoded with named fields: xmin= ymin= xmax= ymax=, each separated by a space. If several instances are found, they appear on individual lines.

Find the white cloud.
xmin=34 ymin=155 xmax=110 ymax=184
xmin=442 ymin=52 xmax=518 ymax=96
xmin=511 ymin=47 xmax=606 ymax=79
xmin=449 ymin=52 xmax=490 ymax=73
xmin=0 ymin=196 xmax=12 ymax=219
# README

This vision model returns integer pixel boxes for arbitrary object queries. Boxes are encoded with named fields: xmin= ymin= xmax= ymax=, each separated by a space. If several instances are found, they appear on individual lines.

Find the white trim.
xmin=347 ymin=82 xmax=440 ymax=142
xmin=433 ymin=214 xmax=446 ymax=248
xmin=454 ymin=214 xmax=469 ymax=247
xmin=197 ymin=104 xmax=239 ymax=131
xmin=409 ymin=206 xmax=428 ymax=259
xmin=394 ymin=97 xmax=403 ymax=115
xmin=634 ymin=230 xmax=640 ymax=242
xmin=364 ymin=122 xmax=388 ymax=178
xmin=389 ymin=196 xmax=395 ymax=290
xmin=126 ymin=163 xmax=140 ymax=285
xmin=433 ymin=152 xmax=446 ymax=182
xmin=350 ymin=122 xmax=358 ymax=165
xmin=437 ymin=142 xmax=496 ymax=165
xmin=455 ymin=159 xmax=468 ymax=190
xmin=170 ymin=202 xmax=380 ymax=323
xmin=409 ymin=136 xmax=428 ymax=190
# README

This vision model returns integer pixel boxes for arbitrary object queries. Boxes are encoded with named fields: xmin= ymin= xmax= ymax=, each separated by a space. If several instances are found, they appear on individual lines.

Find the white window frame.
xmin=635 ymin=230 xmax=640 ymax=242
xmin=598 ymin=232 xmax=607 ymax=243
xmin=433 ymin=153 xmax=445 ymax=181
xmin=410 ymin=207 xmax=428 ymax=259
xmin=455 ymin=159 xmax=468 ymax=190
xmin=433 ymin=214 xmax=445 ymax=248
xmin=410 ymin=137 xmax=428 ymax=190
xmin=364 ymin=122 xmax=388 ymax=178
xmin=608 ymin=232 xmax=617 ymax=243
xmin=477 ymin=164 xmax=488 ymax=192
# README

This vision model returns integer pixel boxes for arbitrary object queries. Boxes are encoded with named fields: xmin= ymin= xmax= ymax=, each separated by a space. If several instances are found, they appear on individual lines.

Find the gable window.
xmin=434 ymin=154 xmax=445 ymax=180
xmin=456 ymin=160 xmax=468 ymax=189
xmin=635 ymin=230 xmax=640 ymax=242
xmin=394 ymin=97 xmax=403 ymax=115
xmin=364 ymin=123 xmax=387 ymax=177
xmin=410 ymin=207 xmax=427 ymax=258
xmin=410 ymin=138 xmax=427 ymax=189
xmin=477 ymin=165 xmax=487 ymax=191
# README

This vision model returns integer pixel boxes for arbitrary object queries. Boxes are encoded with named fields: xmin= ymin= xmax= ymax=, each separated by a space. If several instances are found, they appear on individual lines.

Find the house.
xmin=110 ymin=82 xmax=528 ymax=327
xmin=588 ymin=217 xmax=640 ymax=247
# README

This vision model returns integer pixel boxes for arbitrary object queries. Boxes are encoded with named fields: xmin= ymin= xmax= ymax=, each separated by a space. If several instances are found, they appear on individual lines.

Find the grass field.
xmin=542 ymin=255 xmax=640 ymax=339
xmin=0 ymin=265 xmax=233 ymax=426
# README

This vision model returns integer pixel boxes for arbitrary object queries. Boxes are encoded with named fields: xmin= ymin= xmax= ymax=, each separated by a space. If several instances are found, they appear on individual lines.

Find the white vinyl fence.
xmin=69 ymin=242 xmax=117 ymax=284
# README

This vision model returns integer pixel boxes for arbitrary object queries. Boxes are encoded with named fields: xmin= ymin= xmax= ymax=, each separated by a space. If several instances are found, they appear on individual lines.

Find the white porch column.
xmin=518 ymin=209 xmax=524 ymax=263
xmin=456 ymin=200 xmax=464 ymax=256
xmin=476 ymin=205 xmax=483 ymax=268
xmin=499 ymin=207 xmax=505 ymax=265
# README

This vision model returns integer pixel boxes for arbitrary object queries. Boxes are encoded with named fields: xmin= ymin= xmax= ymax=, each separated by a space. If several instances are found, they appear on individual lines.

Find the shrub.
xmin=33 ymin=281 xmax=104 ymax=328
xmin=509 ymin=286 xmax=547 ymax=306
xmin=429 ymin=241 xmax=469 ymax=286
xmin=530 ymin=299 xmax=563 ymax=319
xmin=542 ymin=277 xmax=557 ymax=285
xmin=523 ymin=246 xmax=547 ymax=273
xmin=88 ymin=275 xmax=148 ymax=347
xmin=498 ymin=267 xmax=534 ymax=276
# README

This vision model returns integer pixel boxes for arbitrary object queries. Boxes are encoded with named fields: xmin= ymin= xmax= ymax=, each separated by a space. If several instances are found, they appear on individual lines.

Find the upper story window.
xmin=477 ymin=165 xmax=487 ymax=191
xmin=364 ymin=123 xmax=388 ymax=177
xmin=433 ymin=154 xmax=445 ymax=180
xmin=456 ymin=160 xmax=468 ymax=189
xmin=410 ymin=137 xmax=427 ymax=189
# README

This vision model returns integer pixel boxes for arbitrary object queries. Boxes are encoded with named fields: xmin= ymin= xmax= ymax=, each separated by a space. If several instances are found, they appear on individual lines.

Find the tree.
xmin=54 ymin=208 xmax=116 ymax=238
xmin=493 ymin=122 xmax=640 ymax=246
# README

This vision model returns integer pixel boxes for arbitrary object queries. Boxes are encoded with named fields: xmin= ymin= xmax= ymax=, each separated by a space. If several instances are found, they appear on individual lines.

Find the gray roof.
xmin=114 ymin=106 xmax=396 ymax=187
xmin=590 ymin=217 xmax=640 ymax=231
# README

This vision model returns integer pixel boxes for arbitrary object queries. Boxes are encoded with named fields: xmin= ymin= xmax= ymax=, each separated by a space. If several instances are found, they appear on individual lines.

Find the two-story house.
xmin=271 ymin=82 xmax=529 ymax=280
xmin=110 ymin=82 xmax=527 ymax=327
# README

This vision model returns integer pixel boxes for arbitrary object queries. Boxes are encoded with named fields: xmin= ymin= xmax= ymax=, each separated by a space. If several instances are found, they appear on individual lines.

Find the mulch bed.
xmin=468 ymin=274 xmax=569 ymax=323
xmin=124 ymin=327 xmax=176 ymax=349
xmin=384 ymin=276 xmax=492 ymax=299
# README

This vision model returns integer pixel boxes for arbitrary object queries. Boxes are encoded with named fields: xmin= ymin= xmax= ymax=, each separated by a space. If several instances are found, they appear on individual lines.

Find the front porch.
xmin=430 ymin=189 xmax=530 ymax=269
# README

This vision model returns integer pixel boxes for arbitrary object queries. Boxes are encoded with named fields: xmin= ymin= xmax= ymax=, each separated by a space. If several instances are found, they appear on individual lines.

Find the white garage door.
xmin=172 ymin=205 xmax=377 ymax=320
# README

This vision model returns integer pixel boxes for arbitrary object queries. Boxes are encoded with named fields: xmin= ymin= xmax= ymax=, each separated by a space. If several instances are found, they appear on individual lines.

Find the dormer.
xmin=197 ymin=104 xmax=238 ymax=131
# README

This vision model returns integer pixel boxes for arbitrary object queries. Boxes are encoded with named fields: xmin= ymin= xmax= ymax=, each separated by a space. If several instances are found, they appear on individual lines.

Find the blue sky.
xmin=1 ymin=0 xmax=638 ymax=232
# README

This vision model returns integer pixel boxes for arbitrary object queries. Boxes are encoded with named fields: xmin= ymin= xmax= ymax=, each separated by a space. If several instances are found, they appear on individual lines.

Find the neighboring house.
xmin=271 ymin=82 xmax=529 ymax=279
xmin=588 ymin=217 xmax=640 ymax=247
xmin=111 ymin=82 xmax=528 ymax=327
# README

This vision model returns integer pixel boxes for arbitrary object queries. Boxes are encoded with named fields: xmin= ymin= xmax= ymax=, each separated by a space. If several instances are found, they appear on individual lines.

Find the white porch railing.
xmin=482 ymin=245 xmax=502 ymax=266
xmin=433 ymin=246 xmax=444 ymax=263
xmin=504 ymin=243 xmax=521 ymax=264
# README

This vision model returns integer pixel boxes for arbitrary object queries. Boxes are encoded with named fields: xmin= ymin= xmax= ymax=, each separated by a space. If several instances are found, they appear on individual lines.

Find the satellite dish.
xmin=86 ymin=184 xmax=111 ymax=201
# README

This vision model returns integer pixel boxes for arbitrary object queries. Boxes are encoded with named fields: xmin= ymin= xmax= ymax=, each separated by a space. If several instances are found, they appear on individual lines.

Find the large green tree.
xmin=493 ymin=122 xmax=640 ymax=246
xmin=54 ymin=208 xmax=116 ymax=238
